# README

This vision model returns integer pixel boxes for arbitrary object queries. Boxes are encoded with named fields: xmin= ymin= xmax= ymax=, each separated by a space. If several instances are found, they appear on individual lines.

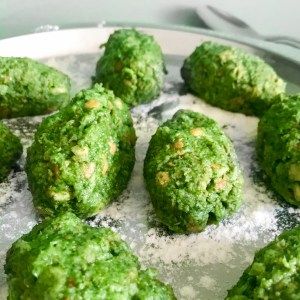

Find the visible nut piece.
xmin=72 ymin=146 xmax=89 ymax=160
xmin=102 ymin=159 xmax=109 ymax=175
xmin=51 ymin=86 xmax=68 ymax=95
xmin=167 ymin=161 xmax=175 ymax=167
xmin=219 ymin=50 xmax=232 ymax=62
xmin=156 ymin=171 xmax=170 ymax=187
xmin=124 ymin=79 xmax=132 ymax=86
xmin=49 ymin=190 xmax=71 ymax=202
xmin=173 ymin=139 xmax=184 ymax=150
xmin=85 ymin=99 xmax=101 ymax=109
xmin=211 ymin=163 xmax=221 ymax=171
xmin=190 ymin=128 xmax=203 ymax=137
xmin=289 ymin=164 xmax=300 ymax=181
xmin=83 ymin=163 xmax=96 ymax=179
xmin=115 ymin=99 xmax=123 ymax=109
xmin=108 ymin=140 xmax=117 ymax=155
xmin=215 ymin=178 xmax=227 ymax=190
xmin=293 ymin=184 xmax=300 ymax=202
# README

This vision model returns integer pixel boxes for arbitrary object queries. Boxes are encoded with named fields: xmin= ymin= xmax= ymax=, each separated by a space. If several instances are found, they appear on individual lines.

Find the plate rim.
xmin=0 ymin=21 xmax=299 ymax=66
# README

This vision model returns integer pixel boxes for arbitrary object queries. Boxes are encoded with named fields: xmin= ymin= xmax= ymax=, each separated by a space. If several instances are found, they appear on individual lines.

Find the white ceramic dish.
xmin=0 ymin=25 xmax=299 ymax=299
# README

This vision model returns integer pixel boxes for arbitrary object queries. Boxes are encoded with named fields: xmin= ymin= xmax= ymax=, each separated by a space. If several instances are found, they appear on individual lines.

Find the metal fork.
xmin=207 ymin=5 xmax=300 ymax=49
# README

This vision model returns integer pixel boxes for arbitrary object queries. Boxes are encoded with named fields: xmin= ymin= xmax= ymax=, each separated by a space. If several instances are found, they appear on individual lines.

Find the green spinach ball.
xmin=227 ymin=226 xmax=300 ymax=299
xmin=256 ymin=94 xmax=300 ymax=207
xmin=94 ymin=29 xmax=166 ymax=107
xmin=0 ymin=122 xmax=22 ymax=181
xmin=5 ymin=212 xmax=176 ymax=300
xmin=144 ymin=110 xmax=243 ymax=233
xmin=26 ymin=84 xmax=136 ymax=218
xmin=0 ymin=57 xmax=71 ymax=118
xmin=181 ymin=41 xmax=286 ymax=116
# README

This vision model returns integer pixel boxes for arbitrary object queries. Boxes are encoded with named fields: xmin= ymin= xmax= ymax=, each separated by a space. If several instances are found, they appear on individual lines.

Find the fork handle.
xmin=265 ymin=36 xmax=300 ymax=49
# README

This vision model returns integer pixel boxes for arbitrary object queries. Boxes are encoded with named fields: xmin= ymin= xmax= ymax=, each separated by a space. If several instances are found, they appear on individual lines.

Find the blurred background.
xmin=1 ymin=0 xmax=299 ymax=59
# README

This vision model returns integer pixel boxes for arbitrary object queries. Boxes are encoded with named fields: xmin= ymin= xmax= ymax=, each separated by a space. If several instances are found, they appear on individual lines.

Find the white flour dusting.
xmin=199 ymin=275 xmax=217 ymax=290
xmin=0 ymin=54 xmax=299 ymax=300
xmin=180 ymin=285 xmax=197 ymax=298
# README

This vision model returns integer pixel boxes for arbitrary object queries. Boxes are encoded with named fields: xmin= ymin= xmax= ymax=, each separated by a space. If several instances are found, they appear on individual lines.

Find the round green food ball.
xmin=5 ymin=212 xmax=176 ymax=300
xmin=226 ymin=226 xmax=300 ymax=299
xmin=0 ymin=57 xmax=71 ymax=118
xmin=0 ymin=122 xmax=22 ymax=181
xmin=181 ymin=41 xmax=286 ymax=117
xmin=26 ymin=84 xmax=136 ymax=218
xmin=256 ymin=94 xmax=300 ymax=207
xmin=144 ymin=110 xmax=243 ymax=233
xmin=94 ymin=29 xmax=166 ymax=107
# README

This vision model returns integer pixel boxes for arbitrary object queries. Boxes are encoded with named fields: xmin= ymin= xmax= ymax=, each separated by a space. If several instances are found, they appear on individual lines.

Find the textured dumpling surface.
xmin=0 ymin=57 xmax=71 ymax=118
xmin=26 ymin=84 xmax=136 ymax=218
xmin=226 ymin=226 xmax=300 ymax=299
xmin=256 ymin=94 xmax=300 ymax=207
xmin=144 ymin=110 xmax=243 ymax=233
xmin=5 ymin=212 xmax=176 ymax=300
xmin=94 ymin=28 xmax=166 ymax=107
xmin=0 ymin=122 xmax=22 ymax=182
xmin=181 ymin=41 xmax=286 ymax=116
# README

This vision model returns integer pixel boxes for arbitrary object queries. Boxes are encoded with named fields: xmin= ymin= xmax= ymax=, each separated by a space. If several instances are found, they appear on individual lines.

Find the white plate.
xmin=0 ymin=25 xmax=299 ymax=300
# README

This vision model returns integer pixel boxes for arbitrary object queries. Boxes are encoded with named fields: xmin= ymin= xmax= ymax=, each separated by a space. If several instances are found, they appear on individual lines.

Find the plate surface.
xmin=0 ymin=25 xmax=299 ymax=299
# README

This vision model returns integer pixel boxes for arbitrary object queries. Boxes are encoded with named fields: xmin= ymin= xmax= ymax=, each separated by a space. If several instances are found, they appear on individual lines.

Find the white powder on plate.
xmin=180 ymin=285 xmax=197 ymax=298
xmin=199 ymin=275 xmax=217 ymax=290
xmin=90 ymin=92 xmax=300 ymax=299
xmin=0 ymin=54 xmax=299 ymax=300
